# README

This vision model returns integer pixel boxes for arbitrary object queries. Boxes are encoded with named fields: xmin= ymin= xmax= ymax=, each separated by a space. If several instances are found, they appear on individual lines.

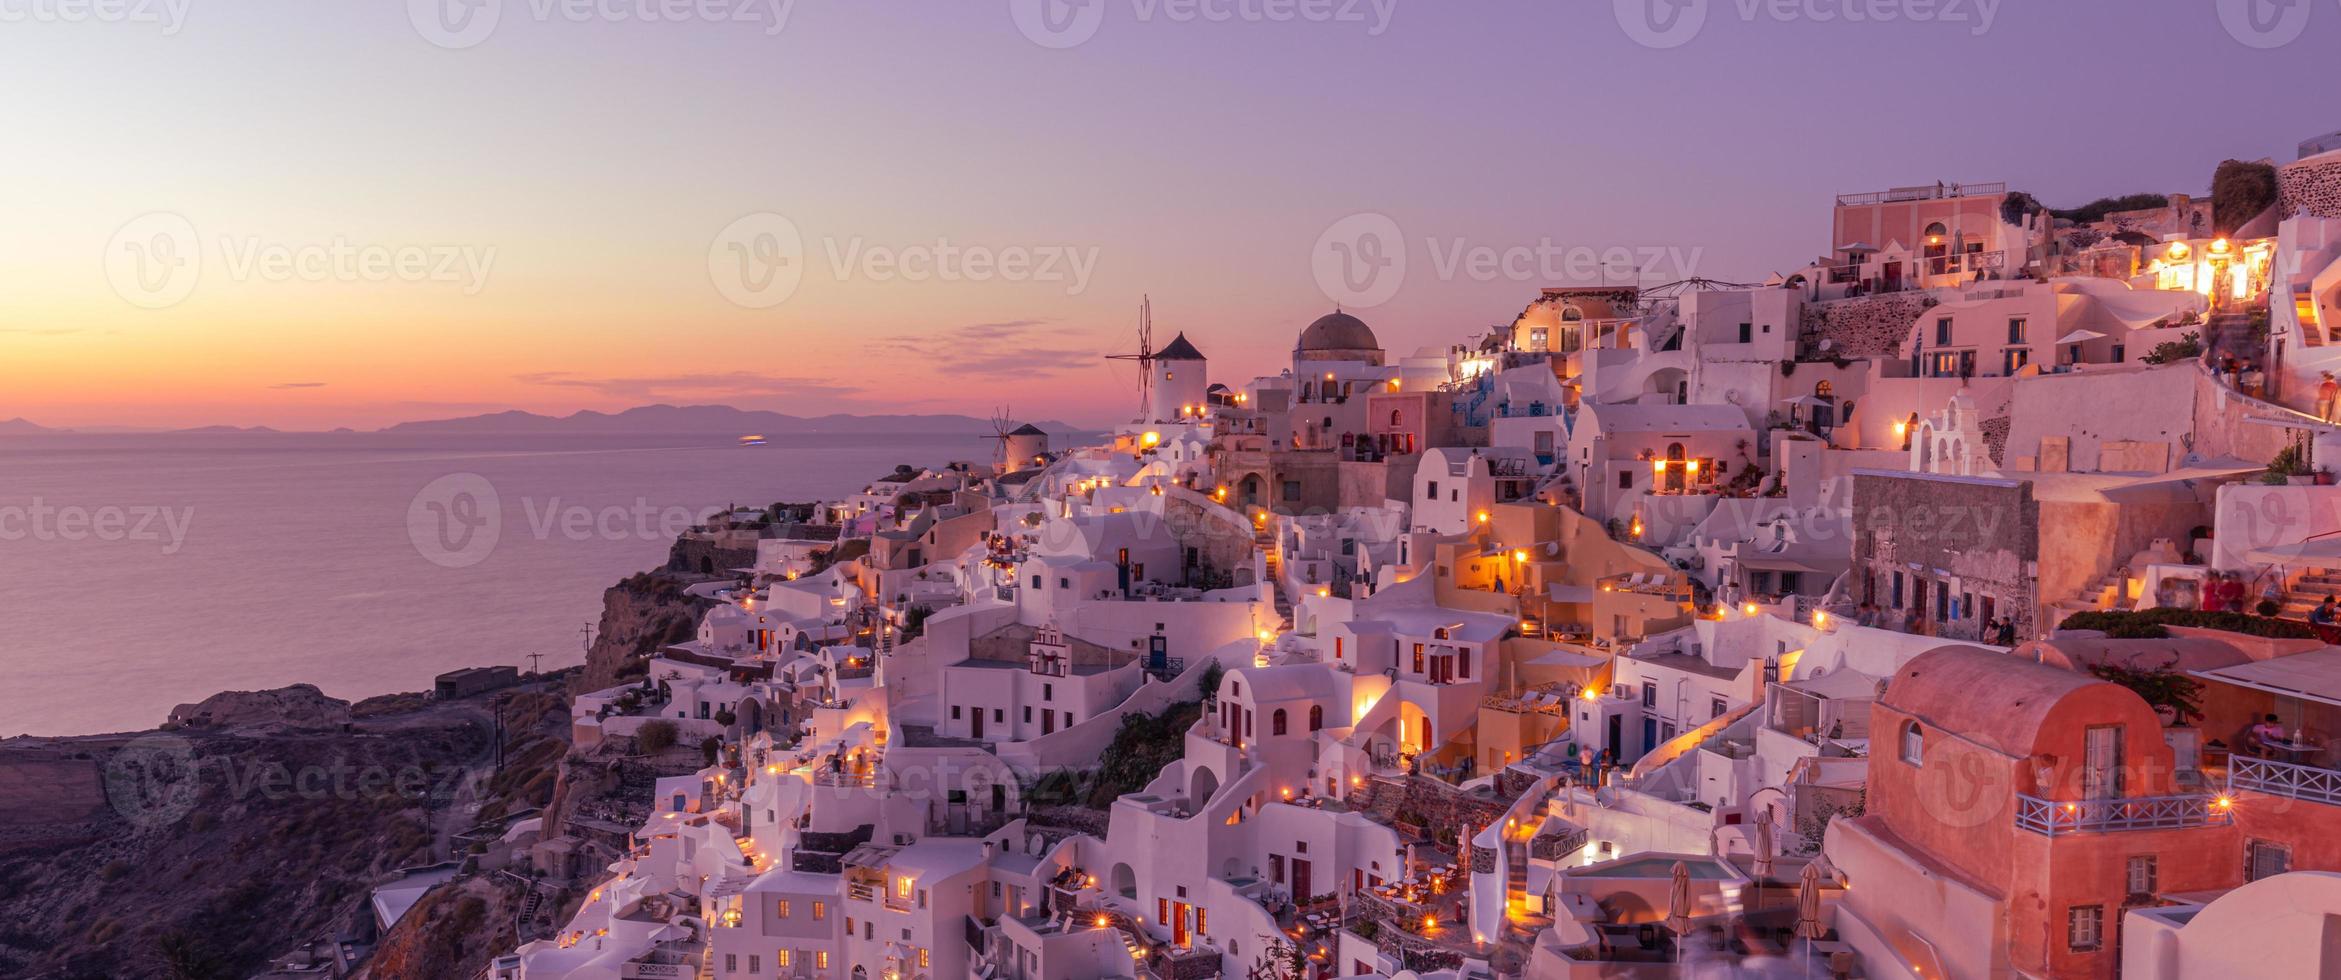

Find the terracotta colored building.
xmin=1826 ymin=646 xmax=2292 ymax=978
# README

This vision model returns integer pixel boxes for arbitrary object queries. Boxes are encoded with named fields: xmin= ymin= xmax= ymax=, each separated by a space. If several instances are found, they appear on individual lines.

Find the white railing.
xmin=2013 ymin=793 xmax=2229 ymax=836
xmin=2230 ymin=757 xmax=2341 ymax=807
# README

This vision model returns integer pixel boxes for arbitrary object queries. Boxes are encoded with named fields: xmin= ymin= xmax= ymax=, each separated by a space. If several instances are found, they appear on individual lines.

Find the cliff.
xmin=573 ymin=571 xmax=713 ymax=693
xmin=0 ymin=682 xmax=572 ymax=980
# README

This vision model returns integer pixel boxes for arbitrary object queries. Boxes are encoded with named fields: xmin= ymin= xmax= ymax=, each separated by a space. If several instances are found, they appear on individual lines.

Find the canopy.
xmin=2056 ymin=328 xmax=2107 ymax=344
xmin=2193 ymin=649 xmax=2341 ymax=708
xmin=2244 ymin=539 xmax=2341 ymax=567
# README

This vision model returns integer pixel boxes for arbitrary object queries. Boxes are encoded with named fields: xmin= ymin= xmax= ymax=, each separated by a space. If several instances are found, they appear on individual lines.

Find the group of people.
xmin=1846 ymin=601 xmax=2020 ymax=644
xmin=2196 ymin=569 xmax=2258 ymax=613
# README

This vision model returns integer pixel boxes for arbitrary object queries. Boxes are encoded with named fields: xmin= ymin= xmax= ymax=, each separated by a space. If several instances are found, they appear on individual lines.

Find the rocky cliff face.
xmin=574 ymin=572 xmax=713 ymax=694
xmin=0 ymin=682 xmax=572 ymax=980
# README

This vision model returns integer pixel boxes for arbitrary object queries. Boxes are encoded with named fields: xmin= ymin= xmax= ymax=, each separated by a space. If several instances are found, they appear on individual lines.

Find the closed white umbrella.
xmin=1753 ymin=809 xmax=1776 ymax=881
xmin=1666 ymin=860 xmax=1693 ymax=962
xmin=1796 ymin=860 xmax=1828 ymax=975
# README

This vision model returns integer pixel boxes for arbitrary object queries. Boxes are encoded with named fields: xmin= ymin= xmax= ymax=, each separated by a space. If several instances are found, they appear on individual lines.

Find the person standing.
xmin=2318 ymin=372 xmax=2340 ymax=422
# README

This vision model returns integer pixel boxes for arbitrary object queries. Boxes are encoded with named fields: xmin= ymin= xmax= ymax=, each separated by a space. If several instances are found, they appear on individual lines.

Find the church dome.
xmin=1298 ymin=311 xmax=1380 ymax=353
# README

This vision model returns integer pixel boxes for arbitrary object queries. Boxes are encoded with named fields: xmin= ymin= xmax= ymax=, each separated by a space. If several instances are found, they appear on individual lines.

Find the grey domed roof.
xmin=1298 ymin=311 xmax=1379 ymax=352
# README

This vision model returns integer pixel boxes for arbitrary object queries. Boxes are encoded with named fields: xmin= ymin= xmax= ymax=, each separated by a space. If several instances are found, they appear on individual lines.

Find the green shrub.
xmin=2211 ymin=159 xmax=2279 ymax=234
xmin=636 ymin=720 xmax=678 ymax=754
xmin=2058 ymin=608 xmax=2316 ymax=639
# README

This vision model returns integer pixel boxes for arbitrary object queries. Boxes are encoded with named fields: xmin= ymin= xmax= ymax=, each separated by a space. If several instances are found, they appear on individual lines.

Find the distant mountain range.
xmin=0 ymin=406 xmax=1084 ymax=437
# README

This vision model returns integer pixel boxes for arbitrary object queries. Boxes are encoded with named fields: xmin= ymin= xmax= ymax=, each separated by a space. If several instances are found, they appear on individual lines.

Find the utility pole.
xmin=525 ymin=652 xmax=544 ymax=676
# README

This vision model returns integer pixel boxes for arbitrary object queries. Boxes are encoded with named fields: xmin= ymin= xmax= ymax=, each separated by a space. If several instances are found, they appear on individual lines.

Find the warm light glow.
xmin=1813 ymin=610 xmax=1829 ymax=628
xmin=1317 ymin=586 xmax=1330 ymax=597
xmin=1513 ymin=549 xmax=1528 ymax=563
xmin=1475 ymin=511 xmax=1490 ymax=524
xmin=1257 ymin=629 xmax=1273 ymax=643
xmin=1652 ymin=459 xmax=1667 ymax=473
xmin=1581 ymin=687 xmax=1599 ymax=701
xmin=1892 ymin=420 xmax=1909 ymax=438
xmin=2213 ymin=795 xmax=2233 ymax=810
xmin=1685 ymin=459 xmax=1700 ymax=474
xmin=2211 ymin=237 xmax=2232 ymax=256
xmin=1743 ymin=602 xmax=1759 ymax=616
xmin=1095 ymin=914 xmax=1110 ymax=928
xmin=2167 ymin=241 xmax=2191 ymax=261
xmin=1141 ymin=431 xmax=1161 ymax=447
xmin=1281 ymin=786 xmax=1293 ymax=799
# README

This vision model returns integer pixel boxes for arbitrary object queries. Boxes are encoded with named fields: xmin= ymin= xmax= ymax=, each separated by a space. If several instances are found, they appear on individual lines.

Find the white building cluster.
xmin=492 ymin=140 xmax=2341 ymax=980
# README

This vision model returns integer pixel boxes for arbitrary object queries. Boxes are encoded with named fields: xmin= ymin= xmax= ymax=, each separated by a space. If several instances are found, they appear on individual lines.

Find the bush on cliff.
xmin=2057 ymin=608 xmax=2317 ymax=640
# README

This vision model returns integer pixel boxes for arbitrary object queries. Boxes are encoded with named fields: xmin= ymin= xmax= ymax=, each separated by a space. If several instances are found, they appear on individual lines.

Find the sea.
xmin=0 ymin=431 xmax=999 ymax=736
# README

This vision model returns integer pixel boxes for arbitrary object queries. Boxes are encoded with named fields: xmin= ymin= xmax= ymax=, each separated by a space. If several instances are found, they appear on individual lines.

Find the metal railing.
xmin=2013 ymin=793 xmax=2230 ymax=836
xmin=2230 ymin=757 xmax=2341 ymax=807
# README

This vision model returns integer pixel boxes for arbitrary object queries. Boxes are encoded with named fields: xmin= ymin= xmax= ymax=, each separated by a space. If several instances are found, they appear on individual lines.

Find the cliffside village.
xmin=479 ymin=136 xmax=2341 ymax=980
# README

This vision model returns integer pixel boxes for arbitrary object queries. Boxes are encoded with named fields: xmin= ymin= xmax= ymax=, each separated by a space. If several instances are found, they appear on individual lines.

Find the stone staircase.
xmin=2282 ymin=569 xmax=2341 ymax=619
xmin=1258 ymin=524 xmax=1294 ymax=631
xmin=2207 ymin=312 xmax=2262 ymax=365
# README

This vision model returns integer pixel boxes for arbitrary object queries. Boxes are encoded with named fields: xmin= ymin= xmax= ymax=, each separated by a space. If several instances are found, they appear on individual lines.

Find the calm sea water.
xmin=0 ymin=432 xmax=993 ymax=736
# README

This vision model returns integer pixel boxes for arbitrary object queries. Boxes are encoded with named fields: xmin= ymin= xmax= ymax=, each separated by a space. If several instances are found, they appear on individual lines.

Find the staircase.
xmin=2282 ymin=568 xmax=2341 ymax=619
xmin=1258 ymin=524 xmax=1294 ymax=631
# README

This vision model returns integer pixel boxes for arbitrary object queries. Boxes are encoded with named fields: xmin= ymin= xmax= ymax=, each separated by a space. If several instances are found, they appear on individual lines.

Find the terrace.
xmin=2228 ymin=757 xmax=2341 ymax=807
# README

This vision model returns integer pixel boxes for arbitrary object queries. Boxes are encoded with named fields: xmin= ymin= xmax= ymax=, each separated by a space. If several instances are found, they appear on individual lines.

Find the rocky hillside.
xmin=0 ymin=681 xmax=571 ymax=980
xmin=574 ymin=571 xmax=712 ymax=693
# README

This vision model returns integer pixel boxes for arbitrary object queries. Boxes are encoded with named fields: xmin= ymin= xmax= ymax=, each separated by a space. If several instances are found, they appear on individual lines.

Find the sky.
xmin=0 ymin=0 xmax=2330 ymax=430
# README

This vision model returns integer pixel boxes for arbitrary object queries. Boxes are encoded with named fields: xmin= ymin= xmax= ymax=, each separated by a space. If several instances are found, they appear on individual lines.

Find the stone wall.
xmin=2279 ymin=154 xmax=2341 ymax=220
xmin=1801 ymin=292 xmax=1940 ymax=358
xmin=1851 ymin=471 xmax=2039 ymax=641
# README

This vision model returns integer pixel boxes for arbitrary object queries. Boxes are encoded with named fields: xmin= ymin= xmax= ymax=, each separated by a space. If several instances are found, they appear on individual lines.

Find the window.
xmin=1900 ymin=722 xmax=1924 ymax=766
xmin=2007 ymin=317 xmax=2026 ymax=344
xmin=951 ymin=706 xmax=961 ymax=720
xmin=1272 ymin=709 xmax=1288 ymax=736
xmin=1641 ymin=683 xmax=1657 ymax=707
xmin=1738 ymin=322 xmax=1753 ymax=343
xmin=1426 ymin=480 xmax=1439 ymax=500
xmin=919 ymin=947 xmax=930 ymax=969
xmin=1412 ymin=644 xmax=1425 ymax=673
xmin=1711 ymin=698 xmax=1728 ymax=719
xmin=726 ymin=955 xmax=737 ymax=973
xmin=2126 ymin=856 xmax=2158 ymax=897
xmin=2248 ymin=841 xmax=2291 ymax=881
xmin=777 ymin=900 xmax=790 ymax=918
xmin=812 ymin=901 xmax=826 ymax=920
xmin=777 ymin=951 xmax=791 ymax=968
xmin=1891 ymin=571 xmax=1905 ymax=608
xmin=2003 ymin=347 xmax=2029 ymax=375
xmin=1309 ymin=705 xmax=1323 ymax=731
xmin=1618 ymin=469 xmax=1634 ymax=490
xmin=2067 ymin=905 xmax=2103 ymax=951
xmin=1935 ymin=318 xmax=1952 ymax=345
xmin=816 ymin=951 xmax=829 ymax=970
xmin=1043 ymin=682 xmax=1053 ymax=700
xmin=748 ymin=954 xmax=759 ymax=974
xmin=1022 ymin=706 xmax=1031 ymax=723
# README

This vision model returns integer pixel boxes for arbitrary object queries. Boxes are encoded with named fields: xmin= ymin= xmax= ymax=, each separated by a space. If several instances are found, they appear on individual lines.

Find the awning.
xmin=1839 ymin=242 xmax=1879 ymax=254
xmin=1529 ymin=648 xmax=1607 ymax=669
xmin=2056 ymin=328 xmax=2107 ymax=344
xmin=1737 ymin=555 xmax=1828 ymax=574
xmin=2101 ymin=460 xmax=2264 ymax=497
xmin=1547 ymin=584 xmax=1596 ymax=604
xmin=2244 ymin=539 xmax=2341 ymax=566
xmin=2192 ymin=649 xmax=2341 ymax=707
xmin=1779 ymin=395 xmax=1832 ymax=409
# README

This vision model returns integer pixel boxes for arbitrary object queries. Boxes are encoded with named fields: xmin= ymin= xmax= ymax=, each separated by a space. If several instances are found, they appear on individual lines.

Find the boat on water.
xmin=738 ymin=434 xmax=768 ymax=447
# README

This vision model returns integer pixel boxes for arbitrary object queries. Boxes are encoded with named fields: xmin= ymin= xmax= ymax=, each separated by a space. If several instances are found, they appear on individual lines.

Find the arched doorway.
xmin=1189 ymin=765 xmax=1219 ymax=808
xmin=1238 ymin=474 xmax=1264 ymax=508
xmin=1664 ymin=443 xmax=1687 ymax=493
xmin=1111 ymin=863 xmax=1137 ymax=899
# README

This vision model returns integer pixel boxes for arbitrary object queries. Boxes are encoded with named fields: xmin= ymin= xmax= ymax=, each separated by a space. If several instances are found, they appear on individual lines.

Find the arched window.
xmin=1900 ymin=721 xmax=1925 ymax=766
xmin=1390 ymin=409 xmax=1403 ymax=426
xmin=1923 ymin=221 xmax=1949 ymax=240
xmin=1815 ymin=380 xmax=1834 ymax=397
xmin=1309 ymin=705 xmax=1324 ymax=731
xmin=1271 ymin=709 xmax=1288 ymax=736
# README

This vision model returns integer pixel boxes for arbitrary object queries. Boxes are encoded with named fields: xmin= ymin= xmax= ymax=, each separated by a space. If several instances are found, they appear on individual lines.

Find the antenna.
xmin=526 ymin=652 xmax=545 ymax=675
xmin=1103 ymin=295 xmax=1156 ymax=422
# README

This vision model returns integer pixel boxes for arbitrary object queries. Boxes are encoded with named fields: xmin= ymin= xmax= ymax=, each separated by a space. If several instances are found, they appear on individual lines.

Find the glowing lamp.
xmin=1652 ymin=459 xmax=1667 ymax=473
xmin=2211 ymin=238 xmax=2233 ymax=256
xmin=1475 ymin=511 xmax=1490 ymax=524
xmin=1581 ymin=686 xmax=1599 ymax=701
xmin=1095 ymin=914 xmax=1110 ymax=928
xmin=1744 ymin=602 xmax=1759 ymax=616
xmin=1513 ymin=550 xmax=1529 ymax=563
xmin=1685 ymin=459 xmax=1700 ymax=474
xmin=1141 ymin=431 xmax=1161 ymax=447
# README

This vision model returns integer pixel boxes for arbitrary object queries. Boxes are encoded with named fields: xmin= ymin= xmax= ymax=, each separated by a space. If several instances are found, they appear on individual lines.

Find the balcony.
xmin=2230 ymin=757 xmax=2341 ymax=807
xmin=2013 ymin=793 xmax=2231 ymax=836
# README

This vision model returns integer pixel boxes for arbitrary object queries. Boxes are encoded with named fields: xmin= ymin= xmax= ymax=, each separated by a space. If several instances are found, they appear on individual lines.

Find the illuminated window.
xmin=776 ymin=950 xmax=791 ymax=968
xmin=897 ymin=875 xmax=915 ymax=899
xmin=776 ymin=899 xmax=790 ymax=918
xmin=812 ymin=901 xmax=826 ymax=920
xmin=816 ymin=951 xmax=829 ymax=969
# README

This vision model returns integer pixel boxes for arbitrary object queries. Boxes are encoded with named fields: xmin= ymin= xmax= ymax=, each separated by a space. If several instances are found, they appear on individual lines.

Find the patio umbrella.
xmin=1753 ymin=809 xmax=1776 ymax=881
xmin=1666 ymin=860 xmax=1693 ymax=963
xmin=1796 ymin=860 xmax=1828 ymax=976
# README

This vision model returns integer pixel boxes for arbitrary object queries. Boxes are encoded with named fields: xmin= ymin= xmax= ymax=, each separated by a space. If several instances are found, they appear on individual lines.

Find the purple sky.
xmin=0 ymin=0 xmax=2329 ymax=427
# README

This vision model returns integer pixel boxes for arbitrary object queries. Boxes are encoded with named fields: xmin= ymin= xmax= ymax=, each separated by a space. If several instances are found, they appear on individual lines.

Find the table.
xmin=2264 ymin=737 xmax=2325 ymax=762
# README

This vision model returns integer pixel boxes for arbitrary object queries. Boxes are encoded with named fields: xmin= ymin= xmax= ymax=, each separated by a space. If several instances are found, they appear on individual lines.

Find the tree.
xmin=636 ymin=720 xmax=678 ymax=754
xmin=2211 ymin=159 xmax=2279 ymax=235
xmin=1198 ymin=661 xmax=1225 ymax=701
xmin=2087 ymin=662 xmax=2206 ymax=726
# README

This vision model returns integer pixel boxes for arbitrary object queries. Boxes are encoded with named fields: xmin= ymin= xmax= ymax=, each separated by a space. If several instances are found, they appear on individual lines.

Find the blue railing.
xmin=2230 ymin=757 xmax=2341 ymax=807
